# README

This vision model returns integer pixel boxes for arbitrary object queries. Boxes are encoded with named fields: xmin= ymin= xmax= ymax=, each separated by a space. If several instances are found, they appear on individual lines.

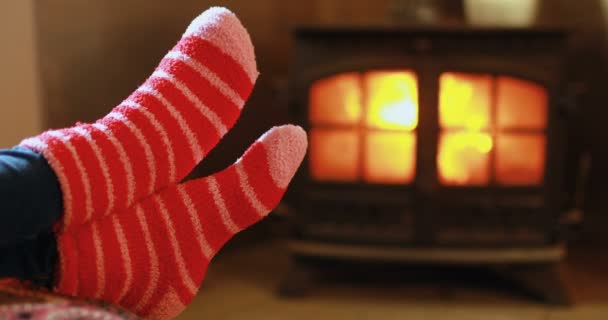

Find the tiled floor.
xmin=177 ymin=241 xmax=608 ymax=320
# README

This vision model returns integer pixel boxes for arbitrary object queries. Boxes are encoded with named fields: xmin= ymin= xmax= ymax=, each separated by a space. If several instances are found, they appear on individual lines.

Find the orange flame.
xmin=308 ymin=71 xmax=547 ymax=186
xmin=366 ymin=71 xmax=418 ymax=131
xmin=438 ymin=73 xmax=493 ymax=185
xmin=308 ymin=71 xmax=418 ymax=183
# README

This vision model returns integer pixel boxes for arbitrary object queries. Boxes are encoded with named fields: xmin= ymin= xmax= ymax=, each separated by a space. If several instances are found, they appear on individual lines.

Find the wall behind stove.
xmin=0 ymin=0 xmax=42 ymax=148
xmin=35 ymin=0 xmax=607 ymax=242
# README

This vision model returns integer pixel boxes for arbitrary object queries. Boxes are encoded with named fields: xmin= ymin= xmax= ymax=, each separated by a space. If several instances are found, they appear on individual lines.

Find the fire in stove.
xmin=308 ymin=70 xmax=547 ymax=187
xmin=285 ymin=27 xmax=570 ymax=304
xmin=309 ymin=71 xmax=418 ymax=184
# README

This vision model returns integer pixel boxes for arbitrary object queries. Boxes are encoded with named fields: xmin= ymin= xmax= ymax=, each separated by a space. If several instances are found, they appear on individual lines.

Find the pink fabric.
xmin=0 ymin=303 xmax=137 ymax=320
xmin=56 ymin=125 xmax=307 ymax=319
xmin=19 ymin=7 xmax=257 ymax=233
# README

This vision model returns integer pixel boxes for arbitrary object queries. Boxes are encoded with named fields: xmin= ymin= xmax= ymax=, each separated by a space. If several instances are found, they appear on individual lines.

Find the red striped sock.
xmin=19 ymin=7 xmax=258 ymax=231
xmin=54 ymin=125 xmax=307 ymax=320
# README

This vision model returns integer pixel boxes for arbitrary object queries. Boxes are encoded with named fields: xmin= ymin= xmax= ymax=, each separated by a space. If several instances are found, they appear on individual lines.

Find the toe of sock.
xmin=257 ymin=125 xmax=308 ymax=189
xmin=183 ymin=7 xmax=258 ymax=83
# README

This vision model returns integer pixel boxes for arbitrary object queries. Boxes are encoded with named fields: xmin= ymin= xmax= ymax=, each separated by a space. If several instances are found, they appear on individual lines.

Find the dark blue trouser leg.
xmin=0 ymin=146 xmax=63 ymax=286
xmin=0 ymin=232 xmax=58 ymax=287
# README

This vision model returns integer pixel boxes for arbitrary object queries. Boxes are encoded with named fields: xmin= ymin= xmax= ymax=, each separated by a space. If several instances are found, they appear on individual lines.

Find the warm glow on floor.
xmin=364 ymin=132 xmax=416 ymax=184
xmin=438 ymin=132 xmax=492 ymax=185
xmin=365 ymin=71 xmax=418 ymax=131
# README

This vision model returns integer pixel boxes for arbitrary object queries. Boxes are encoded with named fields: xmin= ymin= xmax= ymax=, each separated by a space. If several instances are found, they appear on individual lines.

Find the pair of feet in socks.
xmin=20 ymin=7 xmax=307 ymax=320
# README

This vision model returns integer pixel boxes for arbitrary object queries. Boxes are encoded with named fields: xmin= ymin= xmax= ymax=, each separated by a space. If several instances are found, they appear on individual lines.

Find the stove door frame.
xmin=290 ymin=27 xmax=568 ymax=247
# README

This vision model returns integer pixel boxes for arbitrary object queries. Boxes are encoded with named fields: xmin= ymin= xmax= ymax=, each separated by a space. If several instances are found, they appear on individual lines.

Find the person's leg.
xmin=19 ymin=7 xmax=258 ymax=234
xmin=0 ymin=147 xmax=63 ymax=246
xmin=0 ymin=146 xmax=62 ymax=285
xmin=0 ymin=8 xmax=306 ymax=320
xmin=0 ymin=232 xmax=58 ymax=287
xmin=56 ymin=125 xmax=306 ymax=319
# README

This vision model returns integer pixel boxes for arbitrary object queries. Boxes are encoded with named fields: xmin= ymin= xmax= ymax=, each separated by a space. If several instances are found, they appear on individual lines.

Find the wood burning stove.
xmin=283 ymin=27 xmax=571 ymax=304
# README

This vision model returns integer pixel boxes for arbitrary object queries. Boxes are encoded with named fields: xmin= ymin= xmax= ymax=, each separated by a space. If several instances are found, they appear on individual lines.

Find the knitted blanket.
xmin=0 ymin=279 xmax=139 ymax=319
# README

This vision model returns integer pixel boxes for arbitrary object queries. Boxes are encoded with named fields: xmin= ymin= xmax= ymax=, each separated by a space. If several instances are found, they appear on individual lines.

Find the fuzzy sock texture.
xmin=56 ymin=125 xmax=307 ymax=320
xmin=19 ymin=7 xmax=258 ymax=232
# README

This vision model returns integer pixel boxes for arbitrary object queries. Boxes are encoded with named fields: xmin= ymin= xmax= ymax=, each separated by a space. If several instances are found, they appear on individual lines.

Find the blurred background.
xmin=0 ymin=0 xmax=607 ymax=319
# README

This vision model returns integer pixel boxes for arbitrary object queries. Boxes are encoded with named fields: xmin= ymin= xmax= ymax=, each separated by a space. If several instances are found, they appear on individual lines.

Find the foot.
xmin=55 ymin=125 xmax=307 ymax=319
xmin=20 ymin=7 xmax=258 ymax=231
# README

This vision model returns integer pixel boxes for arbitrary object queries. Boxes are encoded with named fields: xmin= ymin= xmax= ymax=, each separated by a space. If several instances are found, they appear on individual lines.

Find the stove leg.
xmin=497 ymin=263 xmax=571 ymax=306
xmin=278 ymin=258 xmax=316 ymax=297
